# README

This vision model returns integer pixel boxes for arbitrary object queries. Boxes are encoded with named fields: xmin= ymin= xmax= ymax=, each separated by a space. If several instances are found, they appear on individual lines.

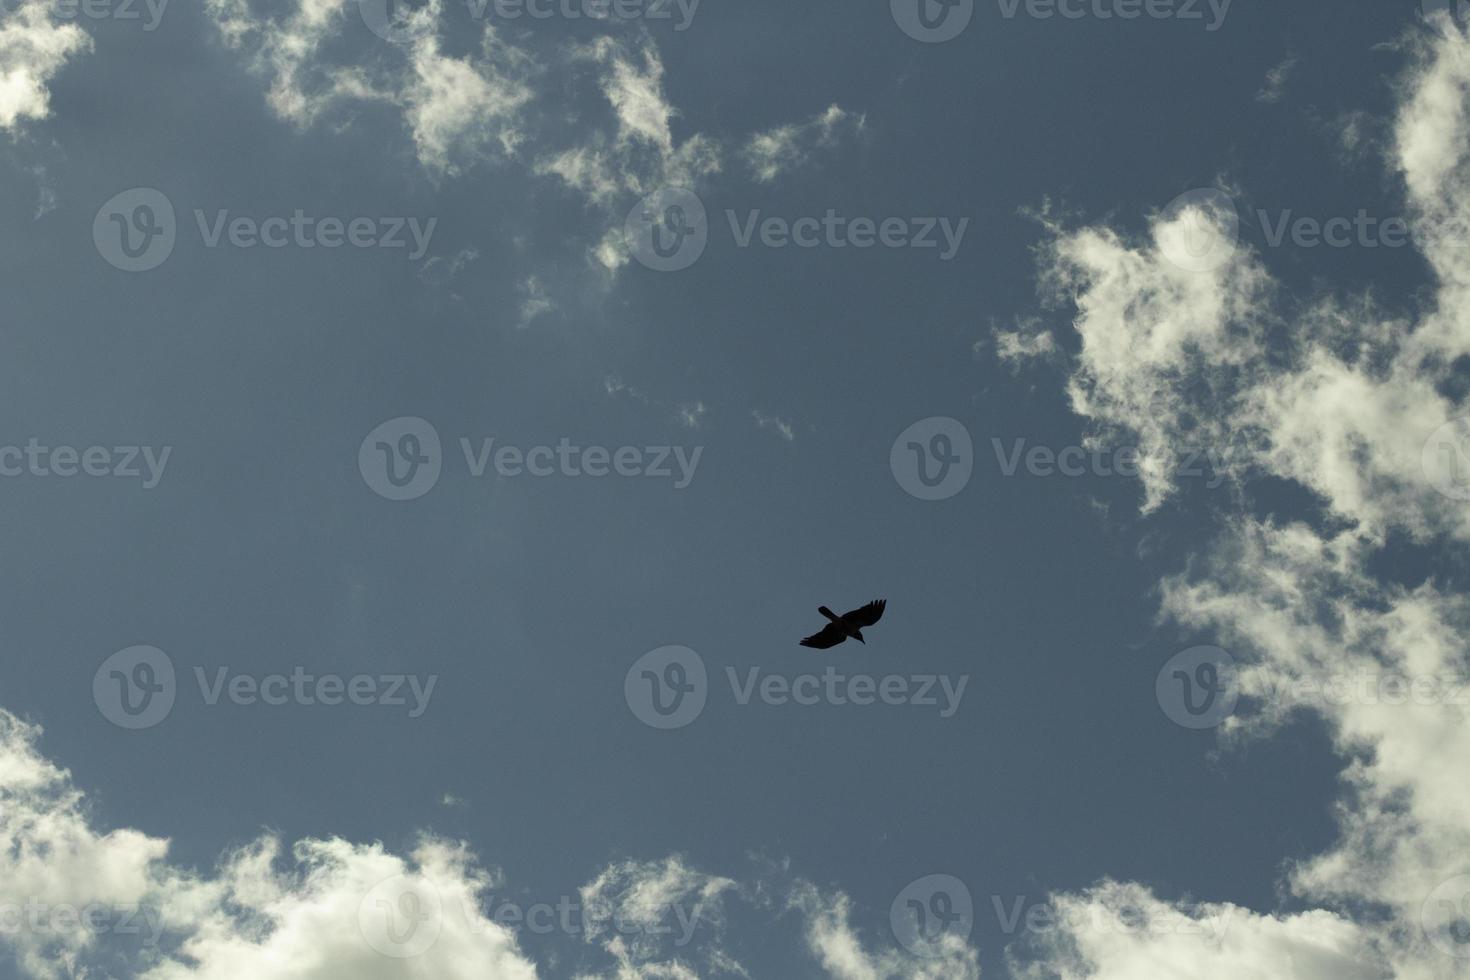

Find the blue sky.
xmin=1 ymin=0 xmax=1469 ymax=978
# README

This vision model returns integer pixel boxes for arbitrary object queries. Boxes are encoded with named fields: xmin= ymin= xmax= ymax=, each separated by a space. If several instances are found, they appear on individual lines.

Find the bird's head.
xmin=854 ymin=631 xmax=866 ymax=644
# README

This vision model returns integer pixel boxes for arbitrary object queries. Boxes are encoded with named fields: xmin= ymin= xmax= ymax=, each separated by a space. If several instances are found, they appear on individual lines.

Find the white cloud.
xmin=206 ymin=0 xmax=530 ymax=173
xmin=0 ymin=707 xmax=987 ymax=979
xmin=535 ymin=36 xmax=721 ymax=231
xmin=1006 ymin=26 xmax=1470 ymax=980
xmin=203 ymin=4 xmax=853 ymax=284
xmin=0 ymin=708 xmax=541 ymax=980
xmin=789 ymin=881 xmax=979 ymax=980
xmin=744 ymin=105 xmax=864 ymax=183
xmin=0 ymin=0 xmax=91 ymax=131
xmin=1007 ymin=882 xmax=1380 ymax=980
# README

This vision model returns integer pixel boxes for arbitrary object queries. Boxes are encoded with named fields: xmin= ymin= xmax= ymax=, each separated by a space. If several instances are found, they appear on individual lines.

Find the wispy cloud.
xmin=743 ymin=104 xmax=865 ymax=183
xmin=752 ymin=410 xmax=796 ymax=442
xmin=1255 ymin=52 xmax=1298 ymax=104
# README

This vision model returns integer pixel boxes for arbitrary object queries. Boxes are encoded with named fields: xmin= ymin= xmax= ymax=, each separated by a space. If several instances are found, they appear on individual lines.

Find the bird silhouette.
xmin=799 ymin=599 xmax=886 ymax=649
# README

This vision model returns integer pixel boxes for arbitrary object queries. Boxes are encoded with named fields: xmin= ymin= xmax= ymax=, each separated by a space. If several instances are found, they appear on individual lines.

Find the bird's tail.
xmin=818 ymin=606 xmax=839 ymax=622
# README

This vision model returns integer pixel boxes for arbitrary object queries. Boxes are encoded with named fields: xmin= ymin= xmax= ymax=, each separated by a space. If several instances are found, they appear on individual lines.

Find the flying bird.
xmin=799 ymin=599 xmax=886 ymax=649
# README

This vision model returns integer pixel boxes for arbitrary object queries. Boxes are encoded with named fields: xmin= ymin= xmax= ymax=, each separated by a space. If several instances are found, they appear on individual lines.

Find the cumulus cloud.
xmin=0 ymin=707 xmax=983 ymax=978
xmin=0 ymin=709 xmax=541 ymax=980
xmin=0 ymin=0 xmax=91 ymax=131
xmin=1004 ymin=26 xmax=1470 ymax=980
xmin=1007 ymin=881 xmax=1380 ymax=980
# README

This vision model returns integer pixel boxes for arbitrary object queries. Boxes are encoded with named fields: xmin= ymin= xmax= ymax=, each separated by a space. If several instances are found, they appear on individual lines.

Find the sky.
xmin=1 ymin=0 xmax=1470 ymax=977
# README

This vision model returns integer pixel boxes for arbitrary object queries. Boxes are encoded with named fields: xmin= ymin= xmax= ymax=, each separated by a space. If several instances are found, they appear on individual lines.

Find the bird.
xmin=799 ymin=599 xmax=886 ymax=649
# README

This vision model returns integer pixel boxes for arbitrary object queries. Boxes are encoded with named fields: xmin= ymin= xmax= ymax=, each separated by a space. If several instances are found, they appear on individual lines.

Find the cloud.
xmin=789 ymin=881 xmax=979 ymax=980
xmin=1255 ymin=53 xmax=1298 ymax=104
xmin=1004 ymin=26 xmax=1470 ymax=980
xmin=206 ymin=0 xmax=531 ymax=174
xmin=0 ymin=0 xmax=91 ymax=131
xmin=0 ymin=708 xmax=541 ymax=980
xmin=517 ymin=274 xmax=555 ymax=326
xmin=752 ymin=410 xmax=795 ymax=442
xmin=675 ymin=401 xmax=706 ymax=429
xmin=1007 ymin=881 xmax=1381 ymax=980
xmin=743 ymin=105 xmax=864 ymax=183
xmin=203 ymin=4 xmax=856 ymax=284
xmin=578 ymin=856 xmax=741 ymax=976
xmin=0 ymin=707 xmax=986 ymax=978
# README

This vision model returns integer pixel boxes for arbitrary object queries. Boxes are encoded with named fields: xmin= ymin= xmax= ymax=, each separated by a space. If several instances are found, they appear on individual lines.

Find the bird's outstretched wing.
xmin=800 ymin=622 xmax=847 ymax=649
xmin=844 ymin=599 xmax=886 ymax=627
